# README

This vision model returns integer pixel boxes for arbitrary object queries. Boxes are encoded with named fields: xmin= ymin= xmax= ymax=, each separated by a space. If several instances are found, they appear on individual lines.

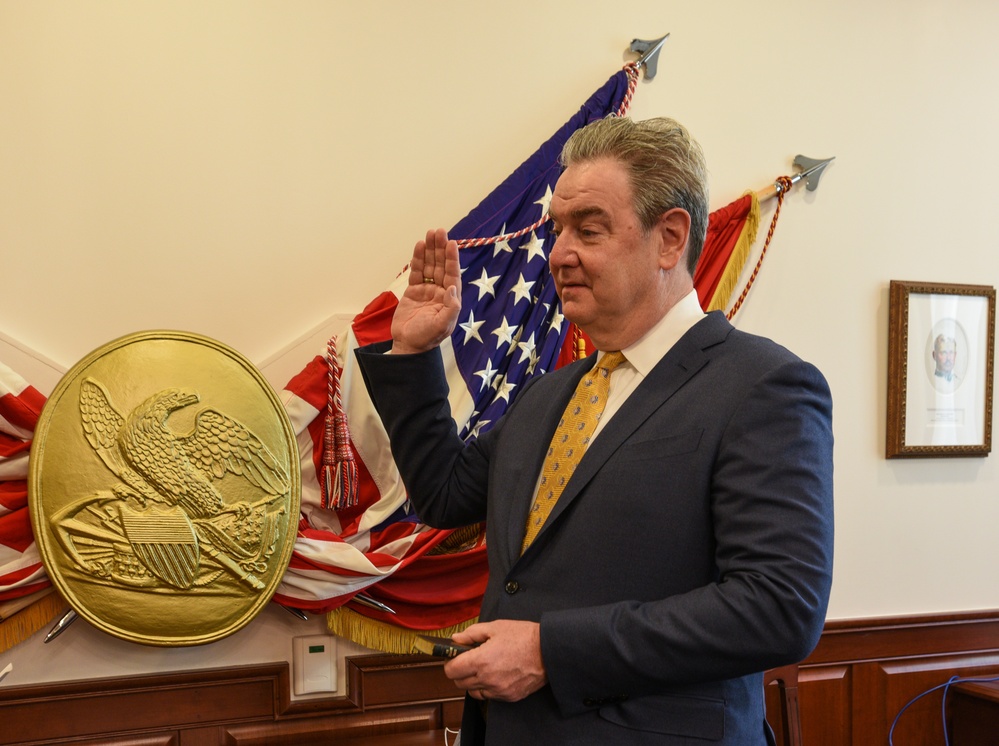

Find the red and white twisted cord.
xmin=322 ymin=336 xmax=359 ymax=509
xmin=455 ymin=220 xmax=546 ymax=250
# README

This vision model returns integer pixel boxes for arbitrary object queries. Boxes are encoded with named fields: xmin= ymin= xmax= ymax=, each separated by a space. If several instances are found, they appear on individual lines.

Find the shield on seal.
xmin=119 ymin=504 xmax=199 ymax=590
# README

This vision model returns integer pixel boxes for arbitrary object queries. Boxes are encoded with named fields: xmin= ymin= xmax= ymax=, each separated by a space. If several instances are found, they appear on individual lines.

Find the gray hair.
xmin=560 ymin=116 xmax=709 ymax=274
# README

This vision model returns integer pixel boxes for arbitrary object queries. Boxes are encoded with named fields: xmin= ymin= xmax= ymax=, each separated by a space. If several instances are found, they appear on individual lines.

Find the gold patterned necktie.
xmin=521 ymin=351 xmax=627 ymax=552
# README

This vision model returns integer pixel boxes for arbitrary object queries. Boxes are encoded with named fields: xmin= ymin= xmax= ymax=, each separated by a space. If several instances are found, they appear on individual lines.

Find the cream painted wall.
xmin=3 ymin=0 xmax=999 ymax=688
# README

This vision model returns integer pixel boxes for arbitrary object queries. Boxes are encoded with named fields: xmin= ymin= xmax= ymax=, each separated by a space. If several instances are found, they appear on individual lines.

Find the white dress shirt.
xmin=592 ymin=289 xmax=706 ymax=440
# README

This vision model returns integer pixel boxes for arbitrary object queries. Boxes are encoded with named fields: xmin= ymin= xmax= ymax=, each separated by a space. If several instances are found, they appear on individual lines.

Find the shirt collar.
xmin=611 ymin=290 xmax=706 ymax=378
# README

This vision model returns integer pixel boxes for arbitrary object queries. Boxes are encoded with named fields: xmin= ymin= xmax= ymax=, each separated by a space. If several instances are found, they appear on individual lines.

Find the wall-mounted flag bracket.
xmin=758 ymin=155 xmax=836 ymax=202
xmin=630 ymin=34 xmax=670 ymax=80
xmin=785 ymin=155 xmax=835 ymax=193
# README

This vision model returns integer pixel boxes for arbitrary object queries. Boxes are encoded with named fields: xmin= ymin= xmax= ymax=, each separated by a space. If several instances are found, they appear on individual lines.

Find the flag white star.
xmin=474 ymin=358 xmax=499 ymax=391
xmin=469 ymin=419 xmax=492 ymax=438
xmin=525 ymin=348 xmax=541 ymax=375
xmin=459 ymin=311 xmax=486 ymax=345
xmin=534 ymin=185 xmax=554 ymax=217
xmin=520 ymin=231 xmax=547 ymax=265
xmin=469 ymin=268 xmax=500 ymax=300
xmin=509 ymin=273 xmax=536 ymax=305
xmin=494 ymin=223 xmax=514 ymax=257
xmin=494 ymin=376 xmax=517 ymax=403
xmin=491 ymin=316 xmax=518 ymax=348
xmin=516 ymin=332 xmax=538 ymax=364
xmin=504 ymin=327 xmax=524 ymax=358
xmin=548 ymin=305 xmax=565 ymax=334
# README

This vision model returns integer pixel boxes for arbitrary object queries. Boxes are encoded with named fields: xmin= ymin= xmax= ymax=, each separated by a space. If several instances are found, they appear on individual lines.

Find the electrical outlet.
xmin=292 ymin=635 xmax=337 ymax=695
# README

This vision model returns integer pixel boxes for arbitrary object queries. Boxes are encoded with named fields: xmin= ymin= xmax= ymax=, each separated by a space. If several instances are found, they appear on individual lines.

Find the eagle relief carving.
xmin=51 ymin=377 xmax=291 ymax=593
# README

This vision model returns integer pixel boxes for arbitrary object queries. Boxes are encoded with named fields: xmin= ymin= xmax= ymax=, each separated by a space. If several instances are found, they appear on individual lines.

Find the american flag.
xmin=272 ymin=69 xmax=635 ymax=628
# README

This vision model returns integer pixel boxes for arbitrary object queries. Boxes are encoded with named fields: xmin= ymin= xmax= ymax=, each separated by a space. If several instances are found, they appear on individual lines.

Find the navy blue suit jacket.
xmin=356 ymin=310 xmax=834 ymax=745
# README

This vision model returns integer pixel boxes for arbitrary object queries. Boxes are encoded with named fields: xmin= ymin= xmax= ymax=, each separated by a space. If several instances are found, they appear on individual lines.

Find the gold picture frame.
xmin=887 ymin=280 xmax=996 ymax=458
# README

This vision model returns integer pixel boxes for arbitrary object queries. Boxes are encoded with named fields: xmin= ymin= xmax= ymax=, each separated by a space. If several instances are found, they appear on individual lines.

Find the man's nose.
xmin=549 ymin=234 xmax=577 ymax=269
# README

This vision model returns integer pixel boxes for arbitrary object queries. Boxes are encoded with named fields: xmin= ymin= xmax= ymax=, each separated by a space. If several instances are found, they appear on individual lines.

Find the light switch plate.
xmin=293 ymin=635 xmax=337 ymax=695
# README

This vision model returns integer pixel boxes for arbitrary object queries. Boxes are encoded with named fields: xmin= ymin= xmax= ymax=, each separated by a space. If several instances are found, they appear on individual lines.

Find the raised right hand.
xmin=390 ymin=228 xmax=462 ymax=355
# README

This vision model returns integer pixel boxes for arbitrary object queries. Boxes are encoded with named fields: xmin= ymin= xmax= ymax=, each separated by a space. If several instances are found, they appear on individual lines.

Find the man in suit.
xmin=355 ymin=116 xmax=834 ymax=745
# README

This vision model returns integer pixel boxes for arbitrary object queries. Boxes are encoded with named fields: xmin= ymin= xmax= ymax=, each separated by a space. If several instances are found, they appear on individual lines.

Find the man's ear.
xmin=656 ymin=207 xmax=692 ymax=273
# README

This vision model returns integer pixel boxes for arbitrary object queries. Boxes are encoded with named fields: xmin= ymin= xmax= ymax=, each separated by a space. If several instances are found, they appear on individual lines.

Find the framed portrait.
xmin=886 ymin=280 xmax=996 ymax=458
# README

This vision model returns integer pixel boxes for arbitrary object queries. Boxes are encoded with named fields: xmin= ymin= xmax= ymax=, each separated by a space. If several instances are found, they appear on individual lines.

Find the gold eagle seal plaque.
xmin=28 ymin=331 xmax=300 ymax=646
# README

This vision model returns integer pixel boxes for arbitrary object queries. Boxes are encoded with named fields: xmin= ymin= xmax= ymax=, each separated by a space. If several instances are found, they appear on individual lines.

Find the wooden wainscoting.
xmin=0 ymin=655 xmax=463 ymax=746
xmin=3 ymin=610 xmax=999 ymax=745
xmin=796 ymin=610 xmax=999 ymax=746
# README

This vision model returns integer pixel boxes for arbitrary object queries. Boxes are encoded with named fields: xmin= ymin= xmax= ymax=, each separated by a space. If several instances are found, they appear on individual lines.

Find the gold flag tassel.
xmin=0 ymin=589 xmax=63 ymax=654
xmin=327 ymin=605 xmax=478 ymax=656
xmin=321 ymin=335 xmax=358 ymax=510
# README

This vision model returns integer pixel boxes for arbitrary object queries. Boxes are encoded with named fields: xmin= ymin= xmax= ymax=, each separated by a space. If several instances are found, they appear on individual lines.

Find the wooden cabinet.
xmin=950 ymin=680 xmax=999 ymax=746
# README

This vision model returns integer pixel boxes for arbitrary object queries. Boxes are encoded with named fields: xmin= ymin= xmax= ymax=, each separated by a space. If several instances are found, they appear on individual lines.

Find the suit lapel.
xmin=519 ymin=313 xmax=732 ymax=556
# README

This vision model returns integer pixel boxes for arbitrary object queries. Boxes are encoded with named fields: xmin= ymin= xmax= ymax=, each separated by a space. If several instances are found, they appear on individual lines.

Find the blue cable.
xmin=888 ymin=673 xmax=999 ymax=745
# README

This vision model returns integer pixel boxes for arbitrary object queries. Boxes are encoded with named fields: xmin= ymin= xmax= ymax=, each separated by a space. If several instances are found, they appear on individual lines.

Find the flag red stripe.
xmin=0 ymin=387 xmax=44 ymax=432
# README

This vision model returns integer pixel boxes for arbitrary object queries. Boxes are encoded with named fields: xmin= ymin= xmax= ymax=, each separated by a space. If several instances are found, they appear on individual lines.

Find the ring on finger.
xmin=423 ymin=277 xmax=435 ymax=284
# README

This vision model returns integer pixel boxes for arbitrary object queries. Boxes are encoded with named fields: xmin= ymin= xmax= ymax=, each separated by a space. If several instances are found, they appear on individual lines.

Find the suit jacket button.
xmin=504 ymin=581 xmax=520 ymax=594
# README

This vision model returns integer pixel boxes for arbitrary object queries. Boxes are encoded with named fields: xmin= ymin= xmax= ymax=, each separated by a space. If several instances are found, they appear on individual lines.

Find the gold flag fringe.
xmin=705 ymin=192 xmax=761 ymax=314
xmin=0 ymin=589 xmax=64 ymax=654
xmin=725 ymin=176 xmax=795 ymax=320
xmin=327 ymin=606 xmax=477 ymax=655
